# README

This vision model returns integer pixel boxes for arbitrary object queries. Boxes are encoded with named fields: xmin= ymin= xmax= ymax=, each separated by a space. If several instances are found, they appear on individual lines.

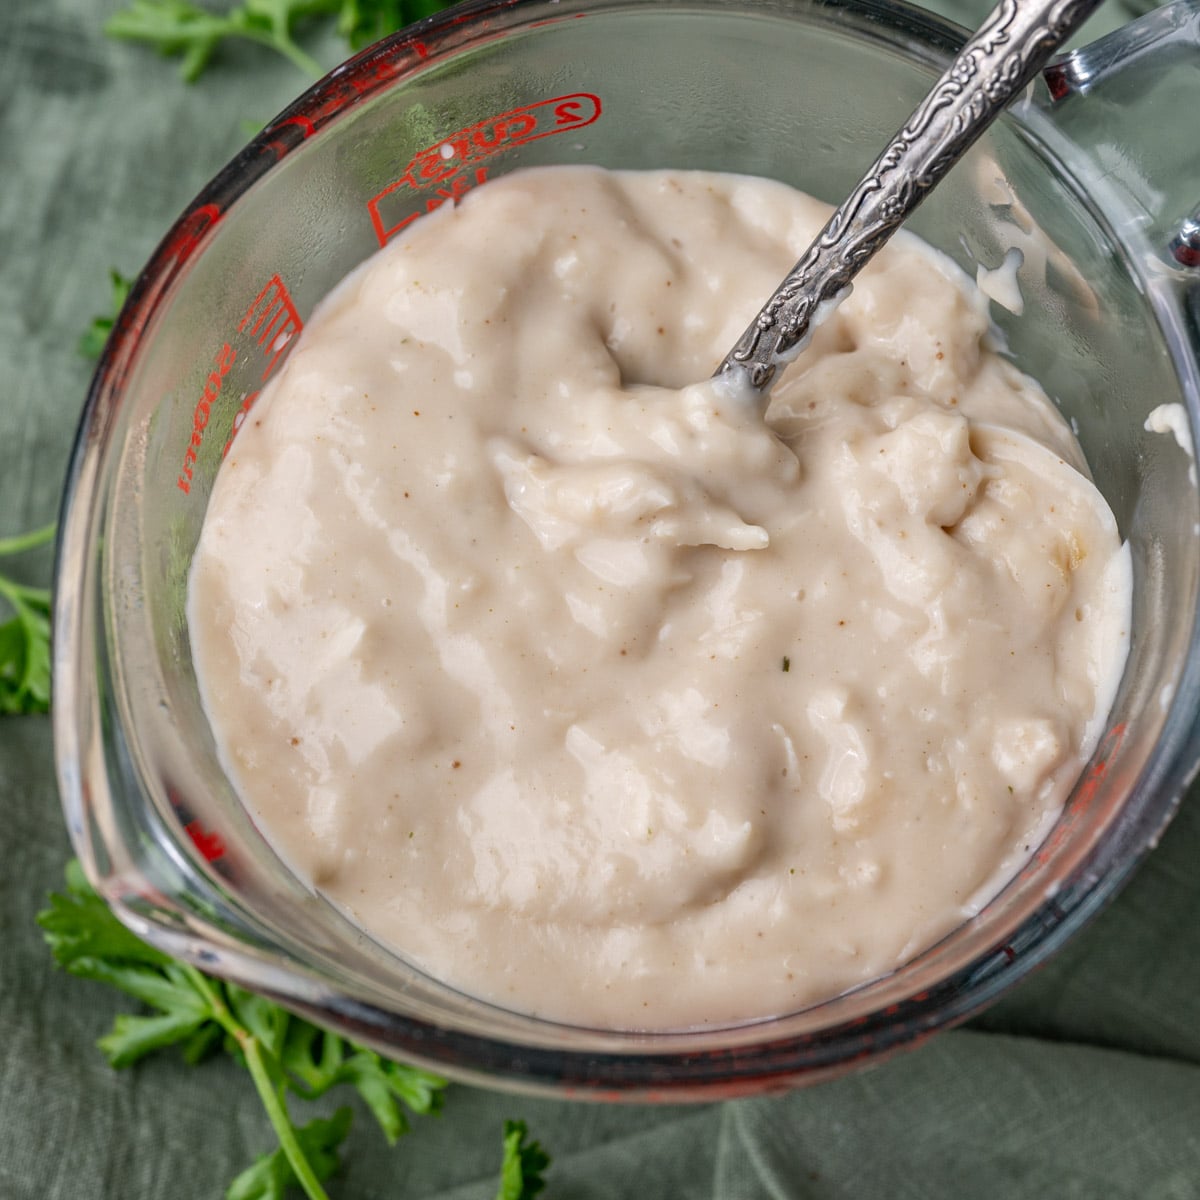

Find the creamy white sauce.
xmin=189 ymin=168 xmax=1130 ymax=1029
xmin=976 ymin=247 xmax=1025 ymax=316
xmin=1145 ymin=402 xmax=1197 ymax=484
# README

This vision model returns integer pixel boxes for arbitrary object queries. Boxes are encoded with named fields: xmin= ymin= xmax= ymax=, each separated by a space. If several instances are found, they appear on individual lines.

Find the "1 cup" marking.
xmin=176 ymin=274 xmax=303 ymax=495
xmin=367 ymin=92 xmax=603 ymax=246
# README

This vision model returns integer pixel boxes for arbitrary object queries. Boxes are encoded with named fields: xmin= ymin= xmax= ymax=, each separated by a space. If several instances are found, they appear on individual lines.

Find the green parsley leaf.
xmin=182 ymin=1017 xmax=227 ymax=1064
xmin=38 ymin=862 xmax=451 ymax=1200
xmin=332 ymin=1051 xmax=445 ymax=1143
xmin=39 ymin=861 xmax=176 ymax=969
xmin=105 ymin=0 xmax=457 ymax=82
xmin=496 ymin=1119 xmax=551 ymax=1200
xmin=39 ymin=874 xmax=221 ymax=1067
xmin=79 ymin=958 xmax=212 ymax=1022
xmin=0 ymin=522 xmax=56 ymax=715
xmin=227 ymin=1108 xmax=353 ymax=1200
xmin=278 ymin=1013 xmax=446 ymax=1143
xmin=79 ymin=269 xmax=134 ymax=359
xmin=105 ymin=0 xmax=328 ymax=81
xmin=228 ymin=982 xmax=294 ymax=1060
xmin=279 ymin=1020 xmax=348 ymax=1094
xmin=336 ymin=0 xmax=448 ymax=49
xmin=99 ymin=1003 xmax=215 ymax=1067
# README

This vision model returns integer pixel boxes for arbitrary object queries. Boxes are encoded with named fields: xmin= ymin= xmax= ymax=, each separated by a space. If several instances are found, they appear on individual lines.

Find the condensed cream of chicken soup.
xmin=188 ymin=167 xmax=1130 ymax=1029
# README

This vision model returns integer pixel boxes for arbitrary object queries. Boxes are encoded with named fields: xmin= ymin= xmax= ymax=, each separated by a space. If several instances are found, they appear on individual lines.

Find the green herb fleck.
xmin=782 ymin=655 xmax=790 ymax=673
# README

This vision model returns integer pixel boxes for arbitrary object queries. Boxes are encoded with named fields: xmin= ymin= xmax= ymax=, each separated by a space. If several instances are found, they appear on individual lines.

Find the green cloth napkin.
xmin=3 ymin=1 xmax=1197 ymax=1197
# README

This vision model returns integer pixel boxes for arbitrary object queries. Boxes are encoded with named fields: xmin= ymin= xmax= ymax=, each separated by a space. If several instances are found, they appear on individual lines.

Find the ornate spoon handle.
xmin=717 ymin=0 xmax=1103 ymax=391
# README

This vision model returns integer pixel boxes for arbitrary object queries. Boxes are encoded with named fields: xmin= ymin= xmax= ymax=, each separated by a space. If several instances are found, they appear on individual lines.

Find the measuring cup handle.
xmin=1037 ymin=0 xmax=1200 ymax=269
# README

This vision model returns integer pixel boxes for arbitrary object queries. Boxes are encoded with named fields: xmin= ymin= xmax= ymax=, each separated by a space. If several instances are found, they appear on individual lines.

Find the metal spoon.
xmin=717 ymin=0 xmax=1102 ymax=393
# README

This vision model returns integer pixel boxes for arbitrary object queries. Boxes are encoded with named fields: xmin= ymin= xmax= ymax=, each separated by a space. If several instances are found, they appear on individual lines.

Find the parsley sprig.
xmin=79 ymin=269 xmax=134 ymax=359
xmin=105 ymin=0 xmax=456 ymax=82
xmin=497 ymin=1120 xmax=551 ymax=1200
xmin=39 ymin=861 xmax=449 ymax=1199
xmin=38 ymin=861 xmax=553 ymax=1198
xmin=0 ymin=522 xmax=55 ymax=715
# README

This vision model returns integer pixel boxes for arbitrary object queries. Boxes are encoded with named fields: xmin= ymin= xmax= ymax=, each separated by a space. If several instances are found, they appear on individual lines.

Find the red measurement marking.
xmin=239 ymin=274 xmax=303 ymax=380
xmin=176 ymin=342 xmax=237 ymax=495
xmin=374 ymin=167 xmax=491 ymax=242
xmin=278 ymin=113 xmax=316 ymax=139
xmin=367 ymin=92 xmax=603 ymax=246
xmin=260 ymin=57 xmax=411 ymax=161
xmin=185 ymin=820 xmax=226 ymax=863
xmin=163 ymin=203 xmax=223 ymax=267
xmin=1072 ymin=722 xmax=1125 ymax=810
xmin=222 ymin=390 xmax=261 ymax=459
xmin=176 ymin=275 xmax=301 ymax=498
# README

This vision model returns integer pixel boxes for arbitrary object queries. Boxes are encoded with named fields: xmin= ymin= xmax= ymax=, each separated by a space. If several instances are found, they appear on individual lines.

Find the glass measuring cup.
xmin=54 ymin=0 xmax=1200 ymax=1099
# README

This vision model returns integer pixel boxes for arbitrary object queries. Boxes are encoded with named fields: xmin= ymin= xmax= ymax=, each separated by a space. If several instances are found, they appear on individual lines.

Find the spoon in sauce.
xmin=717 ymin=0 xmax=1102 ymax=393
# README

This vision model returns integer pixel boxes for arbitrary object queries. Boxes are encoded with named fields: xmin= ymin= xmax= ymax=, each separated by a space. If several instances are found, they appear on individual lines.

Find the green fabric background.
xmin=3 ymin=1 xmax=1198 ymax=1197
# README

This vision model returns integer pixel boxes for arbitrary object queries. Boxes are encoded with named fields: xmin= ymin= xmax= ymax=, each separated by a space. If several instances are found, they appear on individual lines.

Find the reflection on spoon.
xmin=717 ymin=0 xmax=1104 ymax=393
